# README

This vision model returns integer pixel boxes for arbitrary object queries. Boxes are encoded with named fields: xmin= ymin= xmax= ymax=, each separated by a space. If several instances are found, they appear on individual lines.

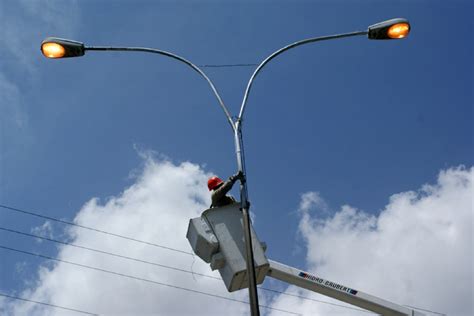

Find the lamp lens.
xmin=387 ymin=23 xmax=410 ymax=39
xmin=41 ymin=42 xmax=66 ymax=58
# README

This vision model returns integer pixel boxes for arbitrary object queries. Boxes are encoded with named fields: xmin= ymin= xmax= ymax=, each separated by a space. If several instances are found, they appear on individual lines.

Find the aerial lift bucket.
xmin=186 ymin=202 xmax=269 ymax=292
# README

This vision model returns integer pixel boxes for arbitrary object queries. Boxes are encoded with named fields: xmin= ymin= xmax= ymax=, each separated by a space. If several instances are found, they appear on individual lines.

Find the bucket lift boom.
xmin=186 ymin=203 xmax=425 ymax=316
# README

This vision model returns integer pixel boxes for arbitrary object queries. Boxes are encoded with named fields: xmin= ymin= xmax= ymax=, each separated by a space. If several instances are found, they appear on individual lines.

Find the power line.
xmin=0 ymin=226 xmax=219 ymax=280
xmin=0 ymin=245 xmax=300 ymax=316
xmin=0 ymin=292 xmax=98 ymax=315
xmin=404 ymin=305 xmax=447 ymax=316
xmin=0 ymin=225 xmax=373 ymax=314
xmin=0 ymin=204 xmax=193 ymax=256
xmin=198 ymin=63 xmax=257 ymax=68
xmin=260 ymin=287 xmax=374 ymax=314
xmin=1 ymin=204 xmax=445 ymax=315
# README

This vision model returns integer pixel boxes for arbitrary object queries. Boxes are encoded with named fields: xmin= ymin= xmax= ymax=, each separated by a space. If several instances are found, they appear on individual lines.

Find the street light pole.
xmin=40 ymin=18 xmax=410 ymax=316
xmin=234 ymin=118 xmax=260 ymax=315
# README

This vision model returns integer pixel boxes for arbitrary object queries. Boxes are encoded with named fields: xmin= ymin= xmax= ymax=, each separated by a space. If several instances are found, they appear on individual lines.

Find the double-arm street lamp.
xmin=41 ymin=18 xmax=410 ymax=316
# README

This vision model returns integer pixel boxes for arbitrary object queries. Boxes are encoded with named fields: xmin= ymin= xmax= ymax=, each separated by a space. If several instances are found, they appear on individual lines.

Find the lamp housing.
xmin=41 ymin=37 xmax=85 ymax=58
xmin=368 ymin=18 xmax=410 ymax=40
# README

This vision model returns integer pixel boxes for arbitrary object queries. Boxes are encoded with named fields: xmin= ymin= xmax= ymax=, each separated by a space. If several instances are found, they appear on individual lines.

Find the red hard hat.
xmin=207 ymin=176 xmax=223 ymax=191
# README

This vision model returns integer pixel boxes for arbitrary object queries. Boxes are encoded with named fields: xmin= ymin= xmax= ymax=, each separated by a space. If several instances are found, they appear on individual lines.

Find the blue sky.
xmin=1 ymin=1 xmax=472 ymax=315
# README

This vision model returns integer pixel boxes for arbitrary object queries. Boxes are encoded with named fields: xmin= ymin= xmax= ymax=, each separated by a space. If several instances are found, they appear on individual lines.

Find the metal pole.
xmin=234 ymin=119 xmax=260 ymax=316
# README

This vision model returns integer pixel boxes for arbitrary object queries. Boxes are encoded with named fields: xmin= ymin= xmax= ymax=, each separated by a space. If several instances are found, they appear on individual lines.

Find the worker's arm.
xmin=211 ymin=172 xmax=243 ymax=205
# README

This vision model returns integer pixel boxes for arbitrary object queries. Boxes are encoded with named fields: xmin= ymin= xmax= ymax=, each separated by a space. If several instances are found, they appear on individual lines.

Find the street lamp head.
xmin=41 ymin=37 xmax=85 ymax=58
xmin=368 ymin=18 xmax=410 ymax=40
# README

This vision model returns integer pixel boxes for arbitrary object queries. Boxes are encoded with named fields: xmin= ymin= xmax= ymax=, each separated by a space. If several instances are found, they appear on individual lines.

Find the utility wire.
xmin=0 ymin=245 xmax=300 ymax=316
xmin=404 ymin=305 xmax=447 ymax=316
xmin=198 ymin=63 xmax=257 ymax=68
xmin=0 ymin=204 xmax=193 ymax=255
xmin=0 ymin=226 xmax=219 ymax=280
xmin=1 ymin=204 xmax=445 ymax=315
xmin=0 ymin=292 xmax=98 ymax=316
xmin=0 ymin=226 xmax=372 ymax=314
xmin=260 ymin=287 xmax=374 ymax=314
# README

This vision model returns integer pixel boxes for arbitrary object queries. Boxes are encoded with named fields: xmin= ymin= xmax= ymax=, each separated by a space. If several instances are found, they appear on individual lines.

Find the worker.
xmin=208 ymin=171 xmax=244 ymax=208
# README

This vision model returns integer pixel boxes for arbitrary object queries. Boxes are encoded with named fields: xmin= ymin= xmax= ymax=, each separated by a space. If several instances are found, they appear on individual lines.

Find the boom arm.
xmin=186 ymin=206 xmax=425 ymax=315
xmin=267 ymin=260 xmax=425 ymax=316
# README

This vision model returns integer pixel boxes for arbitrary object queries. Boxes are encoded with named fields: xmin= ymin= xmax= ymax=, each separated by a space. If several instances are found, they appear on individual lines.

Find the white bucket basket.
xmin=186 ymin=203 xmax=269 ymax=292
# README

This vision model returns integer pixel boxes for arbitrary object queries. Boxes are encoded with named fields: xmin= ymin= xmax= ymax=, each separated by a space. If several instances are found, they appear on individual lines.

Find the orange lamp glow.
xmin=41 ymin=42 xmax=66 ymax=58
xmin=387 ymin=23 xmax=410 ymax=39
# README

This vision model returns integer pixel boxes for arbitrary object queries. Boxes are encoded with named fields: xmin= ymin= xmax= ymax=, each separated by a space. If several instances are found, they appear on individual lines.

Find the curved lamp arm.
xmin=41 ymin=38 xmax=235 ymax=132
xmin=85 ymin=46 xmax=235 ymax=132
xmin=237 ymin=30 xmax=368 ymax=121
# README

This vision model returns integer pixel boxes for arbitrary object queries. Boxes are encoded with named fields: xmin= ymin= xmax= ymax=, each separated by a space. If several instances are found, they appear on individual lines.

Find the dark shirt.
xmin=211 ymin=178 xmax=237 ymax=208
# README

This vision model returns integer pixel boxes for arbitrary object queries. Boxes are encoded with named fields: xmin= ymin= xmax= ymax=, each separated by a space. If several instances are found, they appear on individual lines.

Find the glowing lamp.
xmin=368 ymin=18 xmax=410 ymax=40
xmin=41 ymin=42 xmax=66 ymax=58
xmin=41 ymin=38 xmax=85 ymax=58
xmin=387 ymin=23 xmax=410 ymax=39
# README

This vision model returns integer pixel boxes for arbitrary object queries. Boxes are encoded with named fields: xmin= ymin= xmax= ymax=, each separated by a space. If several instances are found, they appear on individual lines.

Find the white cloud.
xmin=0 ymin=2 xmax=81 ymax=198
xmin=0 ymin=0 xmax=80 ymax=130
xmin=269 ymin=166 xmax=473 ymax=316
xmin=2 ymin=156 xmax=254 ymax=316
xmin=14 ymin=262 xmax=28 ymax=275
xmin=0 ymin=0 xmax=79 ymax=69
xmin=31 ymin=222 xmax=54 ymax=243
xmin=298 ymin=192 xmax=328 ymax=213
xmin=0 ymin=73 xmax=27 ymax=130
xmin=0 ymin=296 xmax=6 ymax=315
xmin=3 ymin=156 xmax=472 ymax=315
